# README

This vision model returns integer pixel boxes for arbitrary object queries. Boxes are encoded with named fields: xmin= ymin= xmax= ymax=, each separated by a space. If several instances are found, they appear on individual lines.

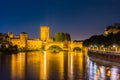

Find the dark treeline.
xmin=54 ymin=32 xmax=71 ymax=42
xmin=0 ymin=45 xmax=18 ymax=53
xmin=83 ymin=32 xmax=120 ymax=47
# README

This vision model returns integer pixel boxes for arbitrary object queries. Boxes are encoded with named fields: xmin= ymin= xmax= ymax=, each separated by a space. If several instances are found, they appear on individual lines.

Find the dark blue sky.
xmin=0 ymin=0 xmax=120 ymax=40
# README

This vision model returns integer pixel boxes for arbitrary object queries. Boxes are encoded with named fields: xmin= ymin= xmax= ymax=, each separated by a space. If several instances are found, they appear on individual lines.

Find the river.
xmin=0 ymin=51 xmax=120 ymax=80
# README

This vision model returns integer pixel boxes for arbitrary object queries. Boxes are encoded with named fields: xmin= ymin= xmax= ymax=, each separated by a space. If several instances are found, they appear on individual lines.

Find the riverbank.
xmin=89 ymin=57 xmax=120 ymax=67
xmin=88 ymin=50 xmax=120 ymax=64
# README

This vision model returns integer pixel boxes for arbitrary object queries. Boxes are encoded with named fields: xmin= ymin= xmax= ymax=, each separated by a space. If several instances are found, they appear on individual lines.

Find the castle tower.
xmin=20 ymin=32 xmax=28 ymax=48
xmin=40 ymin=26 xmax=50 ymax=41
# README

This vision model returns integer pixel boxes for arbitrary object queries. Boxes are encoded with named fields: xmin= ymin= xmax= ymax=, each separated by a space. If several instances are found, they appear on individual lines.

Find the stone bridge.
xmin=71 ymin=42 xmax=83 ymax=51
xmin=44 ymin=41 xmax=83 ymax=51
xmin=45 ymin=42 xmax=64 ymax=50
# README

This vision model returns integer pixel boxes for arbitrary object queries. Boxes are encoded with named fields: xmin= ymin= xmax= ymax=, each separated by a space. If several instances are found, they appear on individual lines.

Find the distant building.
xmin=104 ymin=23 xmax=120 ymax=36
xmin=0 ymin=33 xmax=10 ymax=48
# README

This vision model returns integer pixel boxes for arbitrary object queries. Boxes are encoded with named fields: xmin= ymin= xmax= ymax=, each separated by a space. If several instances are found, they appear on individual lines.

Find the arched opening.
xmin=73 ymin=47 xmax=81 ymax=51
xmin=47 ymin=45 xmax=63 ymax=52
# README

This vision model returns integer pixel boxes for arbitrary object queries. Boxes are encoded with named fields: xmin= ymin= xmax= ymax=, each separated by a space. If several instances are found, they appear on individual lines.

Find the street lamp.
xmin=89 ymin=45 xmax=93 ymax=50
xmin=101 ymin=45 xmax=104 ymax=51
xmin=113 ymin=45 xmax=117 ymax=52
xmin=94 ymin=45 xmax=98 ymax=50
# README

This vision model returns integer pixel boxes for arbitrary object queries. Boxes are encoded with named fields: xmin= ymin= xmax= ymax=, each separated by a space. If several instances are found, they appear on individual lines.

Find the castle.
xmin=7 ymin=26 xmax=83 ymax=51
xmin=8 ymin=26 xmax=52 ymax=50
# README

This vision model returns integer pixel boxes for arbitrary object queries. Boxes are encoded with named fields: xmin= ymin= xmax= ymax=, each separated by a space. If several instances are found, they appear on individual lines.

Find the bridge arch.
xmin=47 ymin=45 xmax=63 ymax=51
xmin=45 ymin=42 xmax=63 ymax=50
xmin=73 ymin=47 xmax=81 ymax=51
xmin=71 ymin=42 xmax=83 ymax=51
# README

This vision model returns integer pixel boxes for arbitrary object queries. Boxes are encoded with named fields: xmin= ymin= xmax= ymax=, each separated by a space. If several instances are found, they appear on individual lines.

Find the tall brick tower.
xmin=40 ymin=26 xmax=50 ymax=41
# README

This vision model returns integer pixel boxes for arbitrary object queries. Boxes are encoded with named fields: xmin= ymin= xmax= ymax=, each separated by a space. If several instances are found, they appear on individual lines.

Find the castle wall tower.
xmin=20 ymin=32 xmax=28 ymax=48
xmin=40 ymin=26 xmax=50 ymax=41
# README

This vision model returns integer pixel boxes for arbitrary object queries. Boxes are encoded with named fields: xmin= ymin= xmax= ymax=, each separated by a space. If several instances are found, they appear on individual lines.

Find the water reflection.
xmin=11 ymin=53 xmax=25 ymax=80
xmin=1 ymin=51 xmax=120 ymax=80
xmin=0 ymin=51 xmax=85 ymax=80
xmin=86 ymin=57 xmax=120 ymax=80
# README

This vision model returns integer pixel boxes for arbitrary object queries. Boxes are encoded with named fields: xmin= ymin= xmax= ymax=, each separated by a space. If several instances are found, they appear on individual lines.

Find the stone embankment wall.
xmin=88 ymin=50 xmax=120 ymax=63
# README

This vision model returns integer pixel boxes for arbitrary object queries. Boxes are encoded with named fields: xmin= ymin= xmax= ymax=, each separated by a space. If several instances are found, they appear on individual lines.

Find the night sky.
xmin=0 ymin=0 xmax=120 ymax=40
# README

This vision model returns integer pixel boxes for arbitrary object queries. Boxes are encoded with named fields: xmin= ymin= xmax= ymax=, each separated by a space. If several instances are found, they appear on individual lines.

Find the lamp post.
xmin=113 ymin=45 xmax=117 ymax=52
xmin=101 ymin=45 xmax=104 ymax=51
xmin=94 ymin=45 xmax=98 ymax=51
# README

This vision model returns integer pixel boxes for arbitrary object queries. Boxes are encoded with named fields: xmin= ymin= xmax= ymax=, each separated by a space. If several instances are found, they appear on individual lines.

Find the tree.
xmin=54 ymin=32 xmax=71 ymax=42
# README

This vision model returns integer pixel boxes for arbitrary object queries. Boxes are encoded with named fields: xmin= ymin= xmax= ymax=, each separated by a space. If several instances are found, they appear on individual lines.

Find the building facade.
xmin=104 ymin=23 xmax=120 ymax=36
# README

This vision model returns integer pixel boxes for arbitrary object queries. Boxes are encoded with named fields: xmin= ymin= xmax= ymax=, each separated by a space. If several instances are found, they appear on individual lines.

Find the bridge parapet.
xmin=44 ymin=41 xmax=83 ymax=51
xmin=71 ymin=42 xmax=83 ymax=49
xmin=44 ymin=42 xmax=64 ymax=50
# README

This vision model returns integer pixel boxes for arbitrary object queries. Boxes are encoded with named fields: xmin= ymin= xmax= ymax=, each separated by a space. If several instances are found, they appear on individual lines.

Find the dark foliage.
xmin=54 ymin=32 xmax=71 ymax=42
xmin=83 ymin=32 xmax=120 ymax=47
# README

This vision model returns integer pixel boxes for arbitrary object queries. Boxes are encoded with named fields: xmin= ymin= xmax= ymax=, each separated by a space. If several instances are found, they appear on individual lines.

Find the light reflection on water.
xmin=0 ymin=51 xmax=120 ymax=80
xmin=0 ymin=51 xmax=85 ymax=80
xmin=86 ymin=57 xmax=120 ymax=80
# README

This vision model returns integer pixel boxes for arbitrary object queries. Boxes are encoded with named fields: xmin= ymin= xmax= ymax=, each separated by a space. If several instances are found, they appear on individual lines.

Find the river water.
xmin=0 ymin=51 xmax=120 ymax=80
